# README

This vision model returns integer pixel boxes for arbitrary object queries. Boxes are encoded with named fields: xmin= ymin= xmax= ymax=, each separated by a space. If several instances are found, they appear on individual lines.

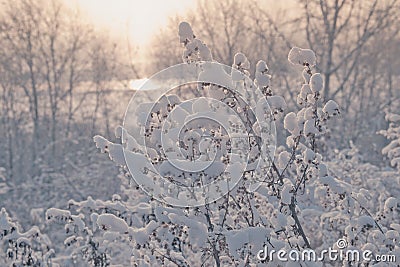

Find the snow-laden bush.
xmin=88 ymin=22 xmax=380 ymax=266
xmin=1 ymin=22 xmax=398 ymax=267
xmin=0 ymin=208 xmax=54 ymax=266
xmin=380 ymin=112 xmax=400 ymax=172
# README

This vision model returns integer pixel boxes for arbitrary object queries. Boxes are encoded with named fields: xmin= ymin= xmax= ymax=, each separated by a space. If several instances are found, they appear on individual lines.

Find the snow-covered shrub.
xmin=380 ymin=112 xmax=400 ymax=172
xmin=316 ymin=143 xmax=400 ymax=265
xmin=1 ymin=20 xmax=396 ymax=267
xmin=88 ymin=22 xmax=376 ymax=266
xmin=0 ymin=208 xmax=54 ymax=266
xmin=45 ymin=198 xmax=132 ymax=266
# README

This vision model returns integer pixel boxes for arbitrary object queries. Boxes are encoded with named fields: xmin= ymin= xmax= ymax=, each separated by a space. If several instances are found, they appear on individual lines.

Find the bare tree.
xmin=0 ymin=0 xmax=137 ymax=219
xmin=145 ymin=1 xmax=289 ymax=75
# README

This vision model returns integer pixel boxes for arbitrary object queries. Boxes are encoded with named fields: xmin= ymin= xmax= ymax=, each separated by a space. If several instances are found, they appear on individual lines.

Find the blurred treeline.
xmin=146 ymin=0 xmax=400 ymax=163
xmin=0 ymin=0 xmax=136 ymax=223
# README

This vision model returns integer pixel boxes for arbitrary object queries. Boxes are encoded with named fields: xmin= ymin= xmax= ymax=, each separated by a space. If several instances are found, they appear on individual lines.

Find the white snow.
xmin=385 ymin=113 xmax=400 ymax=123
xmin=168 ymin=213 xmax=208 ymax=248
xmin=0 ymin=208 xmax=14 ymax=231
xmin=108 ymin=143 xmax=126 ymax=165
xmin=93 ymin=135 xmax=110 ymax=153
xmin=225 ymin=227 xmax=271 ymax=260
xmin=278 ymin=151 xmax=291 ymax=169
xmin=303 ymin=148 xmax=315 ymax=163
xmin=46 ymin=208 xmax=71 ymax=222
xmin=288 ymin=47 xmax=316 ymax=66
xmin=303 ymin=119 xmax=319 ymax=136
xmin=178 ymin=22 xmax=194 ymax=43
xmin=255 ymin=60 xmax=271 ymax=88
xmin=281 ymin=184 xmax=292 ymax=205
xmin=300 ymin=84 xmax=312 ymax=98
xmin=384 ymin=197 xmax=397 ymax=211
xmin=256 ymin=60 xmax=268 ymax=73
xmin=323 ymin=100 xmax=339 ymax=116
xmin=233 ymin=52 xmax=250 ymax=69
xmin=309 ymin=73 xmax=323 ymax=93
xmin=303 ymin=107 xmax=314 ymax=120
xmin=318 ymin=163 xmax=328 ymax=177
xmin=198 ymin=62 xmax=233 ymax=89
xmin=97 ymin=214 xmax=129 ymax=234
xmin=357 ymin=215 xmax=375 ymax=228
xmin=283 ymin=112 xmax=298 ymax=134
xmin=94 ymin=135 xmax=126 ymax=165
xmin=267 ymin=95 xmax=287 ymax=111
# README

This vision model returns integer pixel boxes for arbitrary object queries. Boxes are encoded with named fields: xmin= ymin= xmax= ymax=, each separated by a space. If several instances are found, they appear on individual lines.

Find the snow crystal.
xmin=309 ymin=73 xmax=323 ymax=93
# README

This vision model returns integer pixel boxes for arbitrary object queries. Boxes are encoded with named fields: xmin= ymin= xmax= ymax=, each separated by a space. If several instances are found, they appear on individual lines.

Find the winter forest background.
xmin=0 ymin=0 xmax=400 ymax=266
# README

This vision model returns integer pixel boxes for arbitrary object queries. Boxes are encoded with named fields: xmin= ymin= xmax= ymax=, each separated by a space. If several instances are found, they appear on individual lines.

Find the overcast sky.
xmin=66 ymin=0 xmax=197 ymax=46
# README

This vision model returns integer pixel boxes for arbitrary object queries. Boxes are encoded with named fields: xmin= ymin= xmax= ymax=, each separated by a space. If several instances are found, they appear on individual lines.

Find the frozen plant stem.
xmin=289 ymin=196 xmax=312 ymax=248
